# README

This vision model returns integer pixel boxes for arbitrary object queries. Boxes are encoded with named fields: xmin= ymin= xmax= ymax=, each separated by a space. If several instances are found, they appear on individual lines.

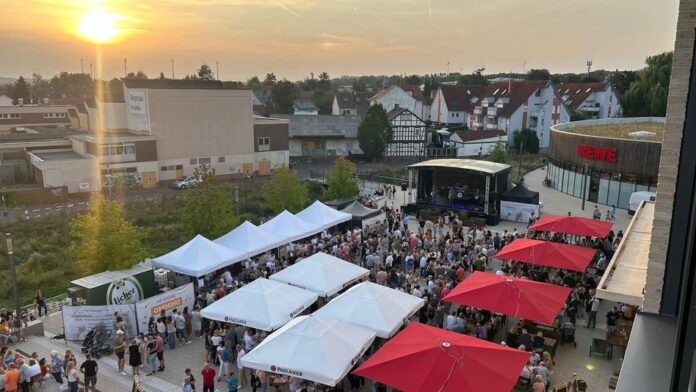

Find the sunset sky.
xmin=1 ymin=0 xmax=679 ymax=81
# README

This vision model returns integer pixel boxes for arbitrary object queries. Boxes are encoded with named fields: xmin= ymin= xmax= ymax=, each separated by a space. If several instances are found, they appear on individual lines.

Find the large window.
xmin=258 ymin=137 xmax=270 ymax=151
xmin=99 ymin=142 xmax=135 ymax=157
xmin=0 ymin=113 xmax=21 ymax=119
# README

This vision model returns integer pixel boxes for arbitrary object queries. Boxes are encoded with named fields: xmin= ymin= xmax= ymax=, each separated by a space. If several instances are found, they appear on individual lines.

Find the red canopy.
xmin=443 ymin=272 xmax=571 ymax=325
xmin=529 ymin=215 xmax=613 ymax=238
xmin=353 ymin=322 xmax=529 ymax=392
xmin=495 ymin=238 xmax=597 ymax=272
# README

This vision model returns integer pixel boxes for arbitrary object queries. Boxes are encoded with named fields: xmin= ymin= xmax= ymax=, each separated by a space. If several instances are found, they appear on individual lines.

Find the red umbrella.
xmin=495 ymin=238 xmax=597 ymax=272
xmin=353 ymin=322 xmax=529 ymax=392
xmin=443 ymin=272 xmax=571 ymax=325
xmin=529 ymin=215 xmax=613 ymax=238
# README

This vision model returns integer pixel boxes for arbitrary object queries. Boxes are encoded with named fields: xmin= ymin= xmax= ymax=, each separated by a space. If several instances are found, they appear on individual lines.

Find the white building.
xmin=332 ymin=92 xmax=372 ymax=116
xmin=555 ymin=82 xmax=623 ymax=119
xmin=449 ymin=129 xmax=507 ymax=157
xmin=370 ymin=85 xmax=430 ymax=121
xmin=430 ymin=85 xmax=486 ymax=126
xmin=386 ymin=108 xmax=426 ymax=157
xmin=274 ymin=114 xmax=362 ymax=157
xmin=293 ymin=99 xmax=319 ymax=115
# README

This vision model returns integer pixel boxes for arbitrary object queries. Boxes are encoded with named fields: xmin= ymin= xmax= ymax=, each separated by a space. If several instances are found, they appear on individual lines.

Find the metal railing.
xmin=20 ymin=293 xmax=68 ymax=315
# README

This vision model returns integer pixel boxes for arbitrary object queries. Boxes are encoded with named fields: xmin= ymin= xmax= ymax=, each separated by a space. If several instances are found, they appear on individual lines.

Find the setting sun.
xmin=77 ymin=8 xmax=121 ymax=43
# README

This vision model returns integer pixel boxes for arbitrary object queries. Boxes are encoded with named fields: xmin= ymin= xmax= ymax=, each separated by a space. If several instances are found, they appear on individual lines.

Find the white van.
xmin=628 ymin=191 xmax=656 ymax=215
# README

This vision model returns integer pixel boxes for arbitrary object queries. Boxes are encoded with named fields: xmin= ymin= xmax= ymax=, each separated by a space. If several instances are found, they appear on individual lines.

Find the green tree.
xmin=312 ymin=89 xmax=333 ymax=114
xmin=352 ymin=78 xmax=367 ymax=92
xmin=513 ymin=129 xmax=540 ymax=154
xmin=323 ymin=158 xmax=360 ymax=200
xmin=69 ymin=195 xmax=146 ymax=274
xmin=357 ymin=104 xmax=393 ymax=160
xmin=182 ymin=164 xmax=238 ymax=238
xmin=271 ymin=80 xmax=298 ymax=114
xmin=31 ymin=73 xmax=50 ymax=103
xmin=159 ymin=72 xmax=166 ymax=80
xmin=124 ymin=70 xmax=148 ymax=80
xmin=622 ymin=51 xmax=672 ymax=117
xmin=457 ymin=68 xmax=489 ymax=85
xmin=49 ymin=72 xmax=93 ymax=99
xmin=570 ymin=110 xmax=591 ymax=121
xmin=197 ymin=64 xmax=215 ymax=80
xmin=610 ymin=70 xmax=638 ymax=96
xmin=525 ymin=69 xmax=551 ymax=81
xmin=247 ymin=76 xmax=262 ymax=90
xmin=488 ymin=138 xmax=508 ymax=163
xmin=264 ymin=73 xmax=277 ymax=85
xmin=404 ymin=74 xmax=422 ymax=86
xmin=260 ymin=167 xmax=308 ymax=213
xmin=11 ymin=76 xmax=31 ymax=105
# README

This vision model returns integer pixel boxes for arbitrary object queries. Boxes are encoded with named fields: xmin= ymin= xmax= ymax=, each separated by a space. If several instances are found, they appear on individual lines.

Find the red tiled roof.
xmin=438 ymin=84 xmax=486 ymax=112
xmin=555 ymin=82 xmax=608 ymax=111
xmin=454 ymin=129 xmax=507 ymax=142
xmin=439 ymin=80 xmax=548 ymax=118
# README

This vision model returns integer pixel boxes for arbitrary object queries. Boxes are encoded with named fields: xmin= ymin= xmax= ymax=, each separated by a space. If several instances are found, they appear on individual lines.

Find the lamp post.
xmin=6 ymin=233 xmax=21 ymax=329
xmin=234 ymin=186 xmax=239 ymax=215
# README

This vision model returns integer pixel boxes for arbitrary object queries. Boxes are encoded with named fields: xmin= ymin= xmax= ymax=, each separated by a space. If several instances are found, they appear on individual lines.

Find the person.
xmin=34 ymin=290 xmax=47 ymax=317
xmin=166 ymin=316 xmax=177 ymax=350
xmin=146 ymin=336 xmax=158 ymax=376
xmin=183 ymin=306 xmax=193 ymax=343
xmin=532 ymin=375 xmax=545 ymax=392
xmin=236 ymin=344 xmax=247 ymax=388
xmin=536 ymin=361 xmax=550 ymax=387
xmin=586 ymin=295 xmax=600 ymax=329
xmin=113 ymin=330 xmax=127 ymax=375
xmin=66 ymin=361 xmax=79 ymax=392
xmin=610 ymin=205 xmax=617 ymax=221
xmin=5 ymin=363 xmax=19 ymax=392
xmin=155 ymin=332 xmax=165 ymax=372
xmin=128 ymin=338 xmax=142 ymax=376
xmin=592 ymin=206 xmax=601 ymax=220
xmin=17 ymin=358 xmax=31 ymax=392
xmin=255 ymin=369 xmax=268 ymax=392
xmin=192 ymin=306 xmax=203 ymax=339
xmin=201 ymin=363 xmax=216 ymax=392
xmin=0 ymin=317 xmax=11 ymax=347
xmin=566 ymin=294 xmax=579 ymax=325
xmin=79 ymin=353 xmax=98 ymax=392
xmin=227 ymin=370 xmax=238 ymax=392
xmin=243 ymin=329 xmax=255 ymax=352
xmin=49 ymin=350 xmax=65 ymax=388
xmin=174 ymin=309 xmax=186 ymax=345
xmin=606 ymin=307 xmax=620 ymax=339
xmin=218 ymin=340 xmax=234 ymax=382
xmin=183 ymin=368 xmax=196 ymax=392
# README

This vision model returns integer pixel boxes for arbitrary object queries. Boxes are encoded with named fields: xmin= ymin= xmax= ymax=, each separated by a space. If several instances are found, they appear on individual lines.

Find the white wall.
xmin=124 ymin=88 xmax=150 ymax=133
xmin=87 ymin=102 xmax=127 ymax=132
xmin=0 ymin=95 xmax=13 ymax=106
xmin=39 ymin=158 xmax=101 ymax=193
xmin=455 ymin=137 xmax=505 ymax=157
xmin=373 ymin=87 xmax=423 ymax=119
xmin=431 ymin=89 xmax=449 ymax=123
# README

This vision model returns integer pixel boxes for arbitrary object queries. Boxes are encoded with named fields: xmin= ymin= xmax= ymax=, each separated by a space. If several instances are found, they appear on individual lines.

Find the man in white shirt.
xmin=411 ymin=285 xmax=422 ymax=298
xmin=385 ymin=254 xmax=394 ymax=268
xmin=235 ymin=344 xmax=247 ymax=387
xmin=419 ymin=255 xmax=428 ymax=277
xmin=586 ymin=294 xmax=601 ymax=328
xmin=445 ymin=312 xmax=457 ymax=331
xmin=243 ymin=329 xmax=255 ymax=351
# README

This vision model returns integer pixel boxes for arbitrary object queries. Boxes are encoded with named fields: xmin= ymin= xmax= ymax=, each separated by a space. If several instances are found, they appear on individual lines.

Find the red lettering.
xmin=577 ymin=145 xmax=586 ymax=158
xmin=594 ymin=147 xmax=607 ymax=161
xmin=606 ymin=148 xmax=617 ymax=163
xmin=577 ymin=144 xmax=617 ymax=164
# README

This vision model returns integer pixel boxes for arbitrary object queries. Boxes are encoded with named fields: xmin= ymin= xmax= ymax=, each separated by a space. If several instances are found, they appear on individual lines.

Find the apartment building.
xmin=0 ymin=105 xmax=72 ymax=131
xmin=555 ymin=82 xmax=622 ymax=119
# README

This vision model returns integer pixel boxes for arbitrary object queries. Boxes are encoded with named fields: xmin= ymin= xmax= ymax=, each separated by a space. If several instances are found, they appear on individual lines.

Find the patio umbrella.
xmin=529 ymin=215 xmax=613 ymax=238
xmin=443 ymin=272 xmax=571 ymax=325
xmin=353 ymin=322 xmax=530 ymax=392
xmin=495 ymin=238 xmax=597 ymax=272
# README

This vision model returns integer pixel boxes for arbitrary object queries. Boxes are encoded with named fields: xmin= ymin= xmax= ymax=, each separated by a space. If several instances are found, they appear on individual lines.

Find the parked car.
xmin=628 ymin=191 xmax=656 ymax=215
xmin=173 ymin=175 xmax=201 ymax=189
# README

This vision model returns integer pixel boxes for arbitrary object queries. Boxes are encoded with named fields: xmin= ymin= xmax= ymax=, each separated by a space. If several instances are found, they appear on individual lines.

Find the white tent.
xmin=259 ymin=210 xmax=323 ymax=242
xmin=239 ymin=315 xmax=375 ymax=386
xmin=296 ymin=200 xmax=352 ymax=231
xmin=270 ymin=252 xmax=369 ymax=297
xmin=200 ymin=278 xmax=318 ymax=331
xmin=215 ymin=221 xmax=288 ymax=257
xmin=152 ymin=234 xmax=248 ymax=277
xmin=313 ymin=281 xmax=425 ymax=338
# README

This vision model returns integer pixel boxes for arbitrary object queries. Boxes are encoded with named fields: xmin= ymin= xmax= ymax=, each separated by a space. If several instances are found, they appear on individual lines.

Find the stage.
xmin=403 ymin=158 xmax=511 ymax=224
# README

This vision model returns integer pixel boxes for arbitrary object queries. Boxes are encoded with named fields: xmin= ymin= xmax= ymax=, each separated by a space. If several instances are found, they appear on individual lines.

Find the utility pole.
xmin=216 ymin=61 xmax=219 ymax=81
xmin=80 ymin=58 xmax=84 ymax=74
xmin=6 ymin=233 xmax=21 ymax=331
xmin=586 ymin=60 xmax=593 ymax=75
xmin=445 ymin=59 xmax=451 ymax=76
xmin=171 ymin=59 xmax=175 ymax=79
xmin=124 ymin=58 xmax=128 ymax=77
xmin=523 ymin=59 xmax=527 ymax=74
xmin=234 ymin=186 xmax=239 ymax=215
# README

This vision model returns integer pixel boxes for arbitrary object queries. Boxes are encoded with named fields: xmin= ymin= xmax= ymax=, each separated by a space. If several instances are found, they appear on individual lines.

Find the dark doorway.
xmin=588 ymin=171 xmax=600 ymax=202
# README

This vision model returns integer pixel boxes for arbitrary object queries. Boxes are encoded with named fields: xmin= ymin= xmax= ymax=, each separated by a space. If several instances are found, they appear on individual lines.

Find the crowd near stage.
xmin=404 ymin=158 xmax=511 ymax=225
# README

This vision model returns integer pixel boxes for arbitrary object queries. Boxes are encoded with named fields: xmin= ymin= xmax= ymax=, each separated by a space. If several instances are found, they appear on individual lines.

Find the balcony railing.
xmin=473 ymin=107 xmax=483 ymax=115
xmin=486 ymin=107 xmax=497 ymax=116
xmin=471 ymin=121 xmax=483 ymax=128
xmin=485 ymin=123 xmax=498 ymax=130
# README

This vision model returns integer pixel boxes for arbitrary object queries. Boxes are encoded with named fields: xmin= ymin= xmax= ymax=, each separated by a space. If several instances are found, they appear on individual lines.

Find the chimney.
xmin=508 ymin=79 xmax=512 ymax=93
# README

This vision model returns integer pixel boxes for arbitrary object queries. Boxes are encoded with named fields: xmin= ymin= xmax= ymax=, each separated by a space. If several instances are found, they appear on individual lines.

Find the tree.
xmin=159 ymin=72 xmax=166 ymax=80
xmin=513 ymin=129 xmax=540 ymax=154
xmin=352 ymin=78 xmax=367 ymax=92
xmin=197 ymin=64 xmax=215 ymax=80
xmin=610 ymin=70 xmax=638 ymax=96
xmin=31 ymin=73 xmax=50 ymax=104
xmin=525 ymin=69 xmax=551 ymax=81
xmin=312 ymin=89 xmax=333 ymax=114
xmin=404 ymin=74 xmax=422 ymax=86
xmin=323 ymin=158 xmax=359 ymax=200
xmin=570 ymin=110 xmax=591 ymax=122
xmin=246 ymin=76 xmax=262 ymax=90
xmin=49 ymin=72 xmax=93 ymax=99
xmin=358 ymin=104 xmax=393 ymax=160
xmin=181 ymin=164 xmax=238 ymax=238
xmin=457 ymin=68 xmax=489 ymax=85
xmin=69 ymin=195 xmax=146 ymax=274
xmin=124 ymin=70 xmax=148 ymax=80
xmin=11 ymin=76 xmax=31 ymax=105
xmin=270 ymin=80 xmax=297 ymax=114
xmin=318 ymin=72 xmax=330 ymax=82
xmin=264 ymin=73 xmax=277 ymax=85
xmin=488 ymin=138 xmax=508 ymax=163
xmin=622 ymin=51 xmax=672 ymax=117
xmin=260 ymin=167 xmax=308 ymax=213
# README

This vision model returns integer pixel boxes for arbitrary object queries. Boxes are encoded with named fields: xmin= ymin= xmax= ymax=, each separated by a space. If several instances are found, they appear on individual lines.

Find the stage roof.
xmin=408 ymin=159 xmax=511 ymax=175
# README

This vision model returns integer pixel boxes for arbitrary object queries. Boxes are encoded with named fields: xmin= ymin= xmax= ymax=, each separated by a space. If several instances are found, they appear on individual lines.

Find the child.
xmin=227 ymin=371 xmax=238 ymax=391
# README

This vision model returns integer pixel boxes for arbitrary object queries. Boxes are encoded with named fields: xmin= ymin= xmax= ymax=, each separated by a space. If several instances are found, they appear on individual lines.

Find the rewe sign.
xmin=577 ymin=144 xmax=617 ymax=163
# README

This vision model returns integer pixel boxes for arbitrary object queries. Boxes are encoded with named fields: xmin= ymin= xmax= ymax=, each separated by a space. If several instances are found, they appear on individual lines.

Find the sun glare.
xmin=77 ymin=8 xmax=121 ymax=44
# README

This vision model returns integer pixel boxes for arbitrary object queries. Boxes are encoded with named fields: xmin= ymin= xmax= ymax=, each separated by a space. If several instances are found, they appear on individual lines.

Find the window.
xmin=189 ymin=158 xmax=197 ymax=165
xmin=0 ymin=113 xmax=21 ymax=119
xmin=161 ymin=166 xmax=168 ymax=171
xmin=218 ymin=157 xmax=225 ymax=163
xmin=535 ymin=89 xmax=542 ymax=97
xmin=43 ymin=112 xmax=66 ymax=118
xmin=175 ymin=165 xmax=183 ymax=170
xmin=198 ymin=157 xmax=211 ymax=164
xmin=98 ymin=143 xmax=136 ymax=157
xmin=258 ymin=137 xmax=271 ymax=151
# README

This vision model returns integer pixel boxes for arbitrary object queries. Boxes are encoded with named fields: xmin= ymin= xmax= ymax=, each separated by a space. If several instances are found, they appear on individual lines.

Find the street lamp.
xmin=234 ymin=186 xmax=239 ymax=215
xmin=5 ymin=233 xmax=21 ymax=329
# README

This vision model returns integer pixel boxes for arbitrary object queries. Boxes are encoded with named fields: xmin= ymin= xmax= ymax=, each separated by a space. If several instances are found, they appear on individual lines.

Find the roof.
xmin=437 ymin=84 xmax=486 ymax=112
xmin=32 ymin=150 xmax=88 ymax=161
xmin=408 ymin=158 xmax=511 ymax=175
xmin=0 ymin=126 xmax=81 ymax=143
xmin=555 ymin=82 xmax=608 ymax=111
xmin=123 ymin=79 xmax=224 ymax=89
xmin=294 ymin=99 xmax=319 ymax=111
xmin=253 ymin=90 xmax=267 ymax=104
xmin=334 ymin=92 xmax=373 ymax=116
xmin=453 ymin=129 xmax=507 ymax=143
xmin=370 ymin=85 xmax=425 ymax=103
xmin=71 ymin=261 xmax=153 ymax=289
xmin=387 ymin=107 xmax=424 ymax=123
xmin=438 ymin=80 xmax=549 ymax=117
xmin=500 ymin=183 xmax=539 ymax=203
xmin=273 ymin=114 xmax=360 ymax=138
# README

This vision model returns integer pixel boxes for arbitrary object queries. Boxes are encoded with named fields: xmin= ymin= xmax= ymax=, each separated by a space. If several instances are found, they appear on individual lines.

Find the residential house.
xmin=273 ymin=114 xmax=361 ymax=157
xmin=430 ymin=84 xmax=486 ymax=126
xmin=293 ymin=99 xmax=319 ymax=115
xmin=555 ymin=82 xmax=622 ymax=119
xmin=386 ymin=107 xmax=427 ymax=157
xmin=332 ymin=92 xmax=373 ymax=117
xmin=449 ymin=129 xmax=507 ymax=157
xmin=252 ymin=90 xmax=268 ymax=115
xmin=370 ymin=85 xmax=430 ymax=121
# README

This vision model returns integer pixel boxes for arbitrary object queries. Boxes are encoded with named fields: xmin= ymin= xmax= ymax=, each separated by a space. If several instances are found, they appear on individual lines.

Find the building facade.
xmin=386 ymin=108 xmax=427 ymax=157
xmin=293 ymin=99 xmax=319 ymax=115
xmin=449 ymin=129 xmax=507 ymax=158
xmin=556 ymin=82 xmax=623 ymax=119
xmin=370 ymin=85 xmax=429 ymax=121
xmin=0 ymin=105 xmax=72 ymax=131
xmin=274 ymin=114 xmax=361 ymax=157
xmin=332 ymin=92 xmax=372 ymax=117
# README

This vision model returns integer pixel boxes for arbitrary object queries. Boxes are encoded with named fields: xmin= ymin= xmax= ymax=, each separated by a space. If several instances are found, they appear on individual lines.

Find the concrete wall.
xmin=38 ymin=157 xmax=100 ymax=193
xmin=87 ymin=102 xmax=127 ymax=132
xmin=456 ymin=137 xmax=503 ymax=157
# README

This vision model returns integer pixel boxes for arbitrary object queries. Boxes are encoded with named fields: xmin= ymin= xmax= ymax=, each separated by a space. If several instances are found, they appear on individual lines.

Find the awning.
xmin=200 ymin=278 xmax=318 ymax=331
xmin=296 ymin=200 xmax=352 ymax=231
xmin=494 ymin=238 xmax=597 ymax=272
xmin=313 ymin=281 xmax=425 ymax=338
xmin=152 ymin=234 xmax=248 ymax=277
xmin=270 ymin=252 xmax=369 ymax=297
xmin=340 ymin=200 xmax=382 ymax=219
xmin=530 ymin=215 xmax=613 ymax=238
xmin=444 ymin=272 xmax=571 ymax=325
xmin=214 ymin=221 xmax=288 ymax=257
xmin=239 ymin=315 xmax=376 ymax=386
xmin=259 ymin=210 xmax=323 ymax=242
xmin=354 ymin=322 xmax=529 ymax=392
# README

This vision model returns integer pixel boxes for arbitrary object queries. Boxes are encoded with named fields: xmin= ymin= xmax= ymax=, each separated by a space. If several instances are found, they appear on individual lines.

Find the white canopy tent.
xmin=152 ymin=234 xmax=248 ymax=277
xmin=313 ymin=281 xmax=425 ymax=338
xmin=270 ymin=252 xmax=369 ymax=297
xmin=200 ymin=278 xmax=318 ymax=331
xmin=296 ymin=200 xmax=352 ymax=231
xmin=239 ymin=315 xmax=376 ymax=386
xmin=214 ymin=221 xmax=288 ymax=257
xmin=259 ymin=210 xmax=323 ymax=242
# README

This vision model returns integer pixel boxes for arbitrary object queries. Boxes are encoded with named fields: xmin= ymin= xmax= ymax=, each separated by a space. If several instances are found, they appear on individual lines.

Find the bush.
xmin=513 ymin=129 xmax=540 ymax=154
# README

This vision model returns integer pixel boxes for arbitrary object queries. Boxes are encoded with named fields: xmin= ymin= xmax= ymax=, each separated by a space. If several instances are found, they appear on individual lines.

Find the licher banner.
xmin=134 ymin=283 xmax=195 ymax=332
